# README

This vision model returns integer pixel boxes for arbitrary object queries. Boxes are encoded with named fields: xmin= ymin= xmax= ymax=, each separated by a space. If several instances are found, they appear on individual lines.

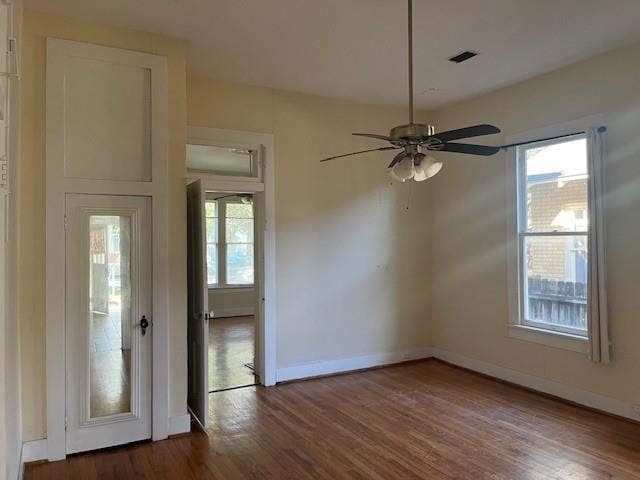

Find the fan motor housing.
xmin=389 ymin=123 xmax=435 ymax=144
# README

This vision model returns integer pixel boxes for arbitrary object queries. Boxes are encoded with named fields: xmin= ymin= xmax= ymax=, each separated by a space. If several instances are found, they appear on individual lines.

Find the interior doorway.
xmin=205 ymin=192 xmax=258 ymax=393
xmin=187 ymin=179 xmax=269 ymax=427
xmin=186 ymin=126 xmax=277 ymax=430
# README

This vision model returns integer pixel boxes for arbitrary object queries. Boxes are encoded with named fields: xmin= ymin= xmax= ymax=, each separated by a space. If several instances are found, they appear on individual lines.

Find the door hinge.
xmin=64 ymin=416 xmax=68 ymax=430
xmin=64 ymin=214 xmax=67 ymax=231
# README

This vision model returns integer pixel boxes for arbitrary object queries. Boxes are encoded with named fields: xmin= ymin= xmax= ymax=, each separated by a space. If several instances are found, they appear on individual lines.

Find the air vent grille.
xmin=449 ymin=51 xmax=478 ymax=64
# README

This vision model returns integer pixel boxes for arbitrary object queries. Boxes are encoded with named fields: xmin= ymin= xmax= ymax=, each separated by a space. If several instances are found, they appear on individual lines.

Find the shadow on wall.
xmin=432 ymin=156 xmax=510 ymax=293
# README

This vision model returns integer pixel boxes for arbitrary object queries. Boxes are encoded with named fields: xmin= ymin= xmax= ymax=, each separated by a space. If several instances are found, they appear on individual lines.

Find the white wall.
xmin=426 ymin=41 xmax=640 ymax=410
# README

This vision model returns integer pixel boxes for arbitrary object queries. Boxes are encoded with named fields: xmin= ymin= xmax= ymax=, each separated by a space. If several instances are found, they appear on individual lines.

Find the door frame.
xmin=186 ymin=126 xmax=277 ymax=387
xmin=45 ymin=38 xmax=170 ymax=461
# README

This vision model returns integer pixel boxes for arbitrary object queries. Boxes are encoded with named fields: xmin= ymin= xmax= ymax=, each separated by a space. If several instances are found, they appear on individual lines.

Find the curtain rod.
xmin=500 ymin=126 xmax=606 ymax=150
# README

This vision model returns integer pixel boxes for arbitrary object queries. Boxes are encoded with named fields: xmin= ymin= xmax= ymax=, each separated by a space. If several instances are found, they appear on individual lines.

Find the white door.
xmin=65 ymin=194 xmax=152 ymax=454
xmin=187 ymin=180 xmax=209 ymax=427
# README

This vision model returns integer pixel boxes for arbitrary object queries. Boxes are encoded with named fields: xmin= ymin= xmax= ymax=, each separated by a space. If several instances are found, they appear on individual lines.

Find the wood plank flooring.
xmin=208 ymin=316 xmax=257 ymax=391
xmin=25 ymin=360 xmax=640 ymax=479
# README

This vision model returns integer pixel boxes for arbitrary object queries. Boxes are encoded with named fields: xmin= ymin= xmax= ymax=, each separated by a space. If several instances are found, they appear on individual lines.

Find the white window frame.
xmin=506 ymin=116 xmax=603 ymax=353
xmin=205 ymin=196 xmax=255 ymax=289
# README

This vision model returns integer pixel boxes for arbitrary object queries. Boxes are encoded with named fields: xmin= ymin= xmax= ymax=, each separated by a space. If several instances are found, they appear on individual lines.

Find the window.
xmin=205 ymin=197 xmax=254 ymax=287
xmin=516 ymin=134 xmax=589 ymax=337
xmin=205 ymin=201 xmax=218 ymax=285
xmin=225 ymin=203 xmax=254 ymax=285
xmin=186 ymin=144 xmax=258 ymax=178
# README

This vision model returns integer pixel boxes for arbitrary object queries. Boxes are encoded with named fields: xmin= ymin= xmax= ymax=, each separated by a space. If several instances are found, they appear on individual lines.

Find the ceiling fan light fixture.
xmin=392 ymin=156 xmax=415 ymax=180
xmin=413 ymin=165 xmax=427 ymax=182
xmin=415 ymin=155 xmax=443 ymax=181
xmin=388 ymin=167 xmax=406 ymax=182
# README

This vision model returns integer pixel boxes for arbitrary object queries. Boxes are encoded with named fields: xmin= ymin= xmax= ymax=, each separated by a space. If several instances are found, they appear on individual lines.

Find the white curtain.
xmin=586 ymin=127 xmax=610 ymax=364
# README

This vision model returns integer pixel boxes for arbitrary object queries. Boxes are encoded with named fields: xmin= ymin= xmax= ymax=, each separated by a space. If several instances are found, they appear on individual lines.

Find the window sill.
xmin=507 ymin=324 xmax=588 ymax=353
xmin=208 ymin=285 xmax=254 ymax=292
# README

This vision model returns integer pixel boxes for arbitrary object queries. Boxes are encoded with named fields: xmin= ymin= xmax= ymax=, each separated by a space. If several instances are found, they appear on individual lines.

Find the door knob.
xmin=140 ymin=315 xmax=149 ymax=336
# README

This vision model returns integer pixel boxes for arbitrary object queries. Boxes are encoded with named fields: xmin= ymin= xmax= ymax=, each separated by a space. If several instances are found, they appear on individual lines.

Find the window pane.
xmin=226 ymin=218 xmax=254 ymax=243
xmin=186 ymin=144 xmax=255 ymax=177
xmin=523 ymin=137 xmax=588 ymax=233
xmin=207 ymin=244 xmax=218 ymax=285
xmin=227 ymin=244 xmax=254 ymax=284
xmin=205 ymin=201 xmax=217 ymax=218
xmin=523 ymin=235 xmax=588 ymax=331
xmin=206 ymin=217 xmax=217 ymax=244
xmin=226 ymin=203 xmax=253 ymax=218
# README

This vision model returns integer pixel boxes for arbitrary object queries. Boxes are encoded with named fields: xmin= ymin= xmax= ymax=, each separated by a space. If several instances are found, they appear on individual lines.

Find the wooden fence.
xmin=527 ymin=276 xmax=587 ymax=329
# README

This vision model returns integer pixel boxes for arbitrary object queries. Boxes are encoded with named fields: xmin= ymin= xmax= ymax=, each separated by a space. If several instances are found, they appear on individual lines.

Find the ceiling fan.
xmin=321 ymin=0 xmax=501 ymax=182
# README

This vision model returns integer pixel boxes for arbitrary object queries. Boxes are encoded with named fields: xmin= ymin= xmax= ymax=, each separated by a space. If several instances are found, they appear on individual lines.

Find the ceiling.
xmin=25 ymin=0 xmax=640 ymax=110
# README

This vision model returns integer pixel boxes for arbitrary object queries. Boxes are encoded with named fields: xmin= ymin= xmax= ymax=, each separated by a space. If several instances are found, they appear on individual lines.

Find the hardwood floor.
xmin=209 ymin=316 xmax=257 ymax=391
xmin=26 ymin=360 xmax=640 ymax=479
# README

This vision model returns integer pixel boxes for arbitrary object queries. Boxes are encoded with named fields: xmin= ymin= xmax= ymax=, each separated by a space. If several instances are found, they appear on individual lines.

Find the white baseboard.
xmin=431 ymin=348 xmax=640 ymax=422
xmin=22 ymin=438 xmax=48 ymax=464
xmin=212 ymin=307 xmax=254 ymax=318
xmin=276 ymin=347 xmax=433 ymax=382
xmin=168 ymin=413 xmax=191 ymax=436
xmin=20 ymin=414 xmax=190 ymax=466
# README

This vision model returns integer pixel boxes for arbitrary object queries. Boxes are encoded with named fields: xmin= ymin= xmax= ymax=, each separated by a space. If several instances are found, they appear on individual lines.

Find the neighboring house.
xmin=527 ymin=172 xmax=588 ymax=282
xmin=526 ymin=171 xmax=588 ymax=328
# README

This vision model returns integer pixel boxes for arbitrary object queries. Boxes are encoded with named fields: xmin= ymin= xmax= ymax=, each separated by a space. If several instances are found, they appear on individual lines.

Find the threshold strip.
xmin=209 ymin=383 xmax=257 ymax=394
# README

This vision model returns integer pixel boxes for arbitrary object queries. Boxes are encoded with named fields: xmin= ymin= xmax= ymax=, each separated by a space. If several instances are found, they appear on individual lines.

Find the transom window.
xmin=516 ymin=134 xmax=589 ymax=336
xmin=205 ymin=196 xmax=254 ymax=288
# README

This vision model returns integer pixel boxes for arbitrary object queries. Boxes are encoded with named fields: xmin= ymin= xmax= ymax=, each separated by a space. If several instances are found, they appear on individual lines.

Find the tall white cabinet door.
xmin=65 ymin=194 xmax=152 ymax=454
xmin=186 ymin=179 xmax=209 ymax=428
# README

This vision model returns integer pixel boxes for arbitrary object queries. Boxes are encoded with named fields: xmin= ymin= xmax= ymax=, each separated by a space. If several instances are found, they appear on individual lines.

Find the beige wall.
xmin=426 ymin=42 xmax=640 ymax=407
xmin=188 ymin=77 xmax=432 ymax=369
xmin=20 ymin=10 xmax=188 ymax=441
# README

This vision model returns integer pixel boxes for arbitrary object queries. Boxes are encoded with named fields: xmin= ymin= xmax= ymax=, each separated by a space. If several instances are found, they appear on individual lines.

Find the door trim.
xmin=186 ymin=126 xmax=277 ymax=386
xmin=45 ymin=38 xmax=170 ymax=461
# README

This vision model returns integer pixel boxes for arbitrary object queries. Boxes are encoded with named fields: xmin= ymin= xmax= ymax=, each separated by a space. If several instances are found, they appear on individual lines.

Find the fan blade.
xmin=352 ymin=133 xmax=395 ymax=142
xmin=387 ymin=151 xmax=408 ymax=169
xmin=433 ymin=142 xmax=501 ymax=156
xmin=321 ymin=146 xmax=399 ymax=162
xmin=432 ymin=124 xmax=500 ymax=143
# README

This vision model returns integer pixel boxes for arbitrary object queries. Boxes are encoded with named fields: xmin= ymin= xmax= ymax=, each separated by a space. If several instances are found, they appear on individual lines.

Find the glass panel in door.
xmin=89 ymin=215 xmax=132 ymax=418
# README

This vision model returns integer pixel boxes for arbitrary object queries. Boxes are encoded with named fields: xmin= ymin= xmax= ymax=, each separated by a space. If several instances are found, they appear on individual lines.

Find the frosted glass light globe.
xmin=392 ymin=157 xmax=415 ymax=180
